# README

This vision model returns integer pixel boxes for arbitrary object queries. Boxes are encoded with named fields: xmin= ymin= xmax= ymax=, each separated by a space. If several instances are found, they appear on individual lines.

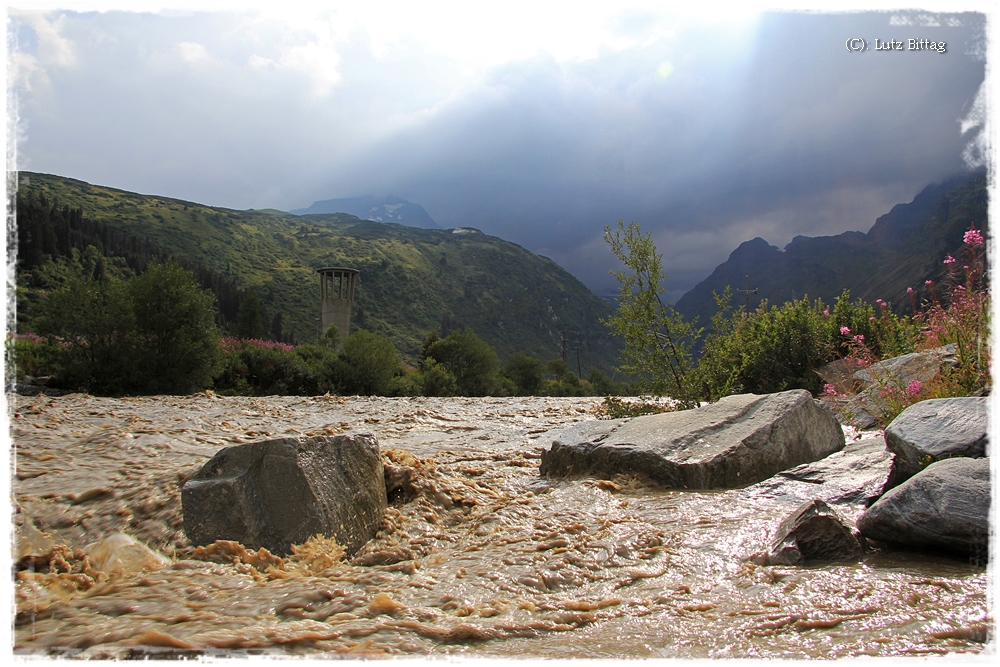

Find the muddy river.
xmin=8 ymin=393 xmax=992 ymax=659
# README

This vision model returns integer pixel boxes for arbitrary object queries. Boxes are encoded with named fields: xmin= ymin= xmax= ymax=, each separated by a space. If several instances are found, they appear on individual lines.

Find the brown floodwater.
xmin=8 ymin=393 xmax=993 ymax=659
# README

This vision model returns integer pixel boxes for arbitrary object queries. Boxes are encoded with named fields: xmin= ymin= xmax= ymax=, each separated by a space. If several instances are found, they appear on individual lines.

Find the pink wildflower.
xmin=869 ymin=316 xmax=876 ymax=322
xmin=905 ymin=379 xmax=923 ymax=396
xmin=907 ymin=287 xmax=914 ymax=293
xmin=853 ymin=334 xmax=865 ymax=342
xmin=925 ymin=280 xmax=933 ymax=285
xmin=822 ymin=383 xmax=837 ymax=396
xmin=823 ymin=309 xmax=829 ymax=316
xmin=964 ymin=228 xmax=984 ymax=246
xmin=943 ymin=255 xmax=956 ymax=264
xmin=840 ymin=326 xmax=851 ymax=335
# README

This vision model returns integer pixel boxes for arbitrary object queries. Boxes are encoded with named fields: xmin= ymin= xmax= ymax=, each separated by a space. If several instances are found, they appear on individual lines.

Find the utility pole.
xmin=561 ymin=325 xmax=569 ymax=366
xmin=737 ymin=274 xmax=758 ymax=313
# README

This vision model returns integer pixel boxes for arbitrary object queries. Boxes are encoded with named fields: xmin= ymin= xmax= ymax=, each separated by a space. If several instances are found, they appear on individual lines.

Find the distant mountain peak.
xmin=291 ymin=194 xmax=439 ymax=229
xmin=674 ymin=171 xmax=988 ymax=330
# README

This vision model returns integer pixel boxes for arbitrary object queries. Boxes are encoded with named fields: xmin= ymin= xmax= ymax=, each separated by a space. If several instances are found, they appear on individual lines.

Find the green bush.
xmin=214 ymin=339 xmax=319 ymax=396
xmin=337 ymin=330 xmax=401 ymax=395
xmin=586 ymin=368 xmax=626 ymax=396
xmin=417 ymin=358 xmax=458 ymax=396
xmin=130 ymin=261 xmax=222 ymax=394
xmin=31 ymin=260 xmax=220 ymax=395
xmin=423 ymin=327 xmax=500 ymax=396
xmin=502 ymin=353 xmax=546 ymax=395
xmin=697 ymin=294 xmax=831 ymax=400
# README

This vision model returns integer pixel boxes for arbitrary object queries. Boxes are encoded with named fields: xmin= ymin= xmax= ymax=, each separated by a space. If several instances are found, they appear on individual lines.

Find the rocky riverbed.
xmin=9 ymin=393 xmax=993 ymax=659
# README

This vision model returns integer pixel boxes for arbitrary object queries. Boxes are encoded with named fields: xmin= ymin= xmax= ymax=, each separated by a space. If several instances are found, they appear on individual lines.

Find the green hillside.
xmin=13 ymin=172 xmax=619 ymax=371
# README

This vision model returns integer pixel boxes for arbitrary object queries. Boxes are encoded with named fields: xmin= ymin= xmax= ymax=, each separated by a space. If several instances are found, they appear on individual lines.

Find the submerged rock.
xmin=84 ymin=533 xmax=170 ymax=576
xmin=756 ymin=498 xmax=864 ymax=566
xmin=540 ymin=390 xmax=844 ymax=489
xmin=883 ymin=396 xmax=989 ymax=489
xmin=182 ymin=434 xmax=386 ymax=557
xmin=858 ymin=457 xmax=990 ymax=560
xmin=742 ymin=436 xmax=892 ymax=507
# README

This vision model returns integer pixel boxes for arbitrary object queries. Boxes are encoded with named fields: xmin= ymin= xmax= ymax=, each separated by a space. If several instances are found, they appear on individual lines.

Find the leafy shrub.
xmin=31 ymin=260 xmax=220 ymax=395
xmin=336 ymin=330 xmax=401 ymax=395
xmin=697 ymin=293 xmax=831 ymax=400
xmin=593 ymin=396 xmax=677 ymax=419
xmin=502 ymin=353 xmax=546 ymax=395
xmin=417 ymin=358 xmax=458 ymax=396
xmin=586 ymin=368 xmax=626 ymax=396
xmin=8 ymin=333 xmax=59 ymax=383
xmin=129 ymin=261 xmax=222 ymax=394
xmin=423 ymin=327 xmax=500 ymax=396
xmin=214 ymin=338 xmax=319 ymax=396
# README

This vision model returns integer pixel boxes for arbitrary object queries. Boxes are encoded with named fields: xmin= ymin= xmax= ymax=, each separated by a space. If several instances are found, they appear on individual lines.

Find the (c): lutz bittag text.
xmin=874 ymin=38 xmax=946 ymax=52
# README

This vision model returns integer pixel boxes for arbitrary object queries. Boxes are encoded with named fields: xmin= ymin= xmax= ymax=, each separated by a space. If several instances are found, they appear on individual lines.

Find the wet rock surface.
xmin=883 ymin=397 xmax=989 ymax=489
xmin=182 ymin=434 xmax=386 ymax=556
xmin=858 ymin=457 xmax=991 ymax=560
xmin=9 ymin=393 xmax=989 ymax=659
xmin=742 ymin=436 xmax=892 ymax=508
xmin=540 ymin=390 xmax=844 ymax=489
xmin=757 ymin=499 xmax=864 ymax=566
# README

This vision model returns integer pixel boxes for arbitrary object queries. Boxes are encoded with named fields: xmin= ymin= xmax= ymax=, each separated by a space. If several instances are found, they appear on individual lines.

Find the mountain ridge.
xmin=674 ymin=170 xmax=989 ymax=327
xmin=14 ymin=172 xmax=619 ymax=371
xmin=291 ymin=195 xmax=439 ymax=229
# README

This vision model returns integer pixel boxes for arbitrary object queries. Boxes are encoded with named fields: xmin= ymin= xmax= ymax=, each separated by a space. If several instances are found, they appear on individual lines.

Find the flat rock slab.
xmin=182 ymin=434 xmax=386 ymax=557
xmin=858 ymin=456 xmax=990 ymax=560
xmin=756 ymin=498 xmax=864 ymax=566
xmin=742 ymin=436 xmax=892 ymax=508
xmin=540 ymin=390 xmax=844 ymax=489
xmin=884 ymin=396 xmax=989 ymax=488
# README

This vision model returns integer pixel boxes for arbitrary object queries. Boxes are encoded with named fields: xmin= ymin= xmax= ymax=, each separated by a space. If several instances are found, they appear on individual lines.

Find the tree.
xmin=33 ymin=273 xmax=137 ymax=394
xmin=236 ymin=288 xmax=265 ymax=339
xmin=502 ymin=353 xmax=545 ymax=395
xmin=320 ymin=324 xmax=340 ymax=349
xmin=33 ymin=260 xmax=220 ymax=395
xmin=129 ymin=260 xmax=222 ymax=394
xmin=423 ymin=327 xmax=499 ymax=396
xmin=270 ymin=312 xmax=284 ymax=342
xmin=339 ymin=330 xmax=400 ymax=395
xmin=603 ymin=220 xmax=701 ymax=407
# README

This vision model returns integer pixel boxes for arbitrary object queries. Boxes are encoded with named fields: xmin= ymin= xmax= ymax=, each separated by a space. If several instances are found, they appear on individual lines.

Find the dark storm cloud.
xmin=306 ymin=11 xmax=986 ymax=300
xmin=11 ymin=9 xmax=987 ymax=301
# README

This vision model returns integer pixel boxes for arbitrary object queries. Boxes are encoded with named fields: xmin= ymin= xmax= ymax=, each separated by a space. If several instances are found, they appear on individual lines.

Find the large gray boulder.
xmin=821 ymin=344 xmax=958 ymax=429
xmin=540 ymin=390 xmax=844 ymax=489
xmin=742 ymin=436 xmax=892 ymax=507
xmin=884 ymin=396 xmax=989 ymax=489
xmin=858 ymin=457 xmax=990 ymax=560
xmin=756 ymin=498 xmax=864 ymax=566
xmin=182 ymin=434 xmax=386 ymax=557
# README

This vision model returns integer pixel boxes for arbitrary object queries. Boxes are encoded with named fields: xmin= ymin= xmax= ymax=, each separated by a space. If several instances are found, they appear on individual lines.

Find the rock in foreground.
xmin=540 ymin=390 xmax=844 ymax=489
xmin=884 ymin=396 xmax=989 ymax=489
xmin=182 ymin=434 xmax=386 ymax=556
xmin=756 ymin=498 xmax=864 ymax=566
xmin=858 ymin=457 xmax=990 ymax=560
xmin=742 ymin=437 xmax=892 ymax=507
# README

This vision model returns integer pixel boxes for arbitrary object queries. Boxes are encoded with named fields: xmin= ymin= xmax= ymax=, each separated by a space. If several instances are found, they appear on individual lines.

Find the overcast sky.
xmin=6 ymin=1 xmax=990 ymax=300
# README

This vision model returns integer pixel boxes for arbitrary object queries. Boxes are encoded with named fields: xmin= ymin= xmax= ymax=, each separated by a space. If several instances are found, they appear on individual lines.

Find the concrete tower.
xmin=317 ymin=267 xmax=359 ymax=349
